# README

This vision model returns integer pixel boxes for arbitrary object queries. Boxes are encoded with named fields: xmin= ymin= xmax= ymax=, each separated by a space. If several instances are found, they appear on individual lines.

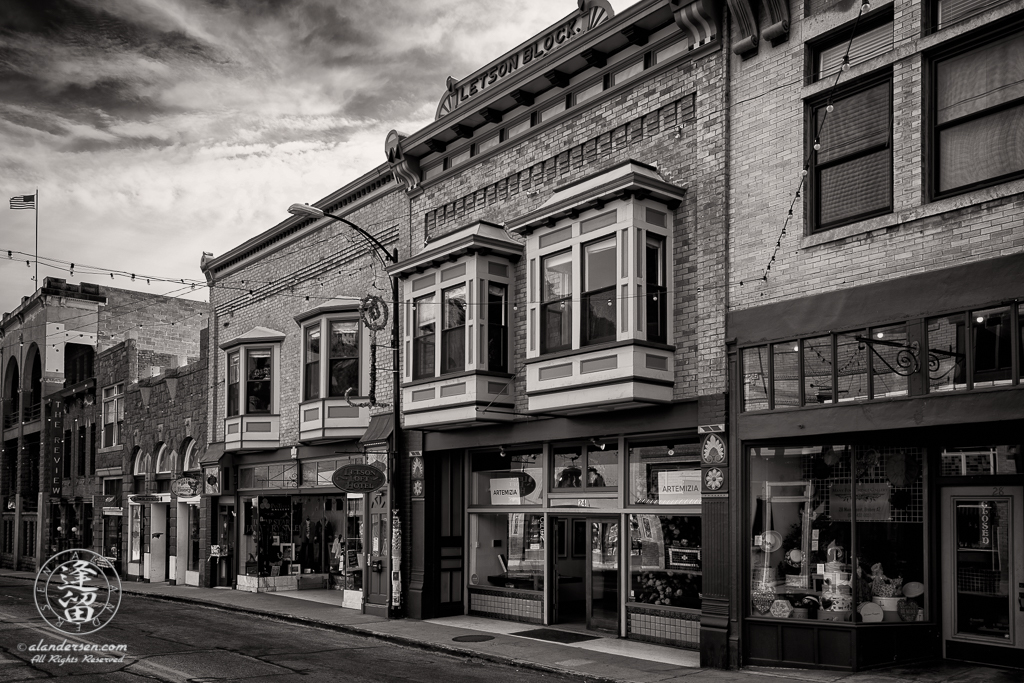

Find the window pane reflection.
xmin=742 ymin=347 xmax=770 ymax=411
xmin=803 ymin=336 xmax=833 ymax=404
xmin=835 ymin=332 xmax=867 ymax=402
xmin=870 ymin=324 xmax=909 ymax=398
xmin=773 ymin=342 xmax=800 ymax=408
xmin=928 ymin=314 xmax=966 ymax=392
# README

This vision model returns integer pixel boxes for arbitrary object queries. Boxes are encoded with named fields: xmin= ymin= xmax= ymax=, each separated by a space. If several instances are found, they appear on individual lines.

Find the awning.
xmin=359 ymin=413 xmax=394 ymax=445
xmin=199 ymin=442 xmax=230 ymax=466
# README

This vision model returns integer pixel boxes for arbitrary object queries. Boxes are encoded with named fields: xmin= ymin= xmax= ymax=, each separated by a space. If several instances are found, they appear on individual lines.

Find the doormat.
xmin=452 ymin=635 xmax=495 ymax=643
xmin=511 ymin=628 xmax=600 ymax=644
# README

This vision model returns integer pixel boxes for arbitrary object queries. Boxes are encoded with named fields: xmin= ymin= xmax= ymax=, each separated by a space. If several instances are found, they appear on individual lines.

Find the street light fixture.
xmin=287 ymin=201 xmax=403 ymax=617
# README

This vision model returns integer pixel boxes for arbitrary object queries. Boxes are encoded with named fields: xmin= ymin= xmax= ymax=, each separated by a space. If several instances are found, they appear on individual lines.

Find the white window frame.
xmin=182 ymin=440 xmax=199 ymax=472
xmin=299 ymin=314 xmax=366 ymax=403
xmin=526 ymin=199 xmax=673 ymax=359
xmin=223 ymin=344 xmax=281 ymax=418
xmin=101 ymin=383 xmax=124 ymax=448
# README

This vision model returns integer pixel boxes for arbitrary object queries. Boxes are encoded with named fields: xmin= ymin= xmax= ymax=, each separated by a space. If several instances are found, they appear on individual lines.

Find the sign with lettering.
xmin=331 ymin=464 xmax=386 ymax=493
xmin=50 ymin=415 xmax=63 ymax=497
xmin=489 ymin=477 xmax=521 ymax=505
xmin=130 ymin=494 xmax=161 ymax=504
xmin=171 ymin=477 xmax=201 ymax=497
xmin=658 ymin=470 xmax=702 ymax=505
xmin=435 ymin=1 xmax=613 ymax=118
xmin=830 ymin=483 xmax=891 ymax=521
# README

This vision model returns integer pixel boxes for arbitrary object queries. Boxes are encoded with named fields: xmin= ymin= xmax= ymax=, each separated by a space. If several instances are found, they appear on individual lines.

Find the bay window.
xmin=582 ymin=237 xmax=617 ymax=346
xmin=329 ymin=321 xmax=359 ymax=396
xmin=226 ymin=353 xmax=240 ymax=417
xmin=487 ymin=284 xmax=509 ymax=373
xmin=541 ymin=250 xmax=573 ymax=353
xmin=304 ymin=325 xmax=320 ymax=401
xmin=644 ymin=234 xmax=667 ymax=344
xmin=220 ymin=327 xmax=284 ymax=449
xmin=441 ymin=285 xmax=467 ymax=375
xmin=413 ymin=294 xmax=436 ymax=380
xmin=246 ymin=349 xmax=272 ymax=414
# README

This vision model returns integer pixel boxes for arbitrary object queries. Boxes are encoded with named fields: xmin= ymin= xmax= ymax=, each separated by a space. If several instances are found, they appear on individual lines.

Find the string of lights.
xmin=741 ymin=0 xmax=872 ymax=290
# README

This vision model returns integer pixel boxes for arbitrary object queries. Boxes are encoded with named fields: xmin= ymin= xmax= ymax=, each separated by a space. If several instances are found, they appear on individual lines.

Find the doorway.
xmin=940 ymin=486 xmax=1024 ymax=667
xmin=550 ymin=515 xmax=619 ymax=633
xmin=149 ymin=503 xmax=168 ymax=583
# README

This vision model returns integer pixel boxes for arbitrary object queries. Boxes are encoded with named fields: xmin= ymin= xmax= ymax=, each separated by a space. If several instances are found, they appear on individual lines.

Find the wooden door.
xmin=436 ymin=453 xmax=463 ymax=616
xmin=364 ymin=489 xmax=389 ymax=615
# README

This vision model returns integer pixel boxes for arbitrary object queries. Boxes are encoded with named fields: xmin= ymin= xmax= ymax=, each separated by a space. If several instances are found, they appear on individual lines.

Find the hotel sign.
xmin=436 ymin=0 xmax=612 ymax=118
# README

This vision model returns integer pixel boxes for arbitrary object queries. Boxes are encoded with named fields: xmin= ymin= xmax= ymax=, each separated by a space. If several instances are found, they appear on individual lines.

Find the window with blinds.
xmin=935 ymin=0 xmax=1008 ymax=30
xmin=933 ymin=30 xmax=1024 ymax=196
xmin=816 ymin=20 xmax=893 ymax=81
xmin=810 ymin=76 xmax=893 ymax=231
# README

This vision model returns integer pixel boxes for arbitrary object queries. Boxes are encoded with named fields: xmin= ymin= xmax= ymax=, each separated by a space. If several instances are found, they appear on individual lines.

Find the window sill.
xmin=801 ymin=176 xmax=1024 ymax=250
xmin=527 ymin=338 xmax=676 ymax=365
xmin=402 ymin=369 xmax=515 ymax=389
xmin=98 ymin=445 xmax=124 ymax=455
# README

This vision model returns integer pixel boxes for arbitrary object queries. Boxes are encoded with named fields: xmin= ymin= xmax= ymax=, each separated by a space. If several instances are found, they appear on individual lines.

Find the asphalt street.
xmin=0 ymin=578 xmax=580 ymax=683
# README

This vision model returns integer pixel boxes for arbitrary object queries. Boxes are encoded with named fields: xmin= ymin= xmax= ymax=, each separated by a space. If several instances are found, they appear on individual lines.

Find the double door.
xmin=549 ymin=516 xmax=620 ymax=633
xmin=941 ymin=486 xmax=1024 ymax=667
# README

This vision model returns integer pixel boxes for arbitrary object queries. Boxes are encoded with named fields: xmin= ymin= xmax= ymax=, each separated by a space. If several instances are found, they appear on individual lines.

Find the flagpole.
xmin=34 ymin=188 xmax=38 ymax=286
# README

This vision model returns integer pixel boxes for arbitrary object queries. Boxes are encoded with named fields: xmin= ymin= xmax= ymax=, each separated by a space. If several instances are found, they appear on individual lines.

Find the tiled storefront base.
xmin=626 ymin=604 xmax=700 ymax=649
xmin=468 ymin=587 xmax=543 ymax=624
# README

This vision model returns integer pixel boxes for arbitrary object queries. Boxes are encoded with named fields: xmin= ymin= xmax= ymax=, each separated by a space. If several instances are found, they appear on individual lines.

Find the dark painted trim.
xmin=402 ymin=399 xmax=514 ymax=416
xmin=736 ymin=386 xmax=1024 ymax=440
xmin=728 ymin=252 xmax=1024 ymax=345
xmin=528 ymin=375 xmax=674 ymax=396
xmin=425 ymin=400 xmax=697 ymax=450
xmin=402 ymin=369 xmax=515 ymax=389
xmin=525 ymin=338 xmax=675 ymax=364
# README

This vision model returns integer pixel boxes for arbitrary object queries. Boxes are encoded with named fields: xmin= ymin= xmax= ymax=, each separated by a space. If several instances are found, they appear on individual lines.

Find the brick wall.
xmin=727 ymin=0 xmax=1024 ymax=315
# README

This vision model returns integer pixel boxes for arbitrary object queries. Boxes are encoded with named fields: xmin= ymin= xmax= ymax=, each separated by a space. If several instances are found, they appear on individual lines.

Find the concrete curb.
xmin=121 ymin=587 xmax=629 ymax=683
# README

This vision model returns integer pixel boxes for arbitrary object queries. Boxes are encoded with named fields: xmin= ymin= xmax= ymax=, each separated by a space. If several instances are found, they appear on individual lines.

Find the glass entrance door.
xmin=941 ymin=486 xmax=1024 ymax=666
xmin=587 ymin=518 xmax=619 ymax=632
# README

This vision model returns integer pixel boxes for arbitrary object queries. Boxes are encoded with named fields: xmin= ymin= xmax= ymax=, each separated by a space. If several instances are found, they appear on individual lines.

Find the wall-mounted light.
xmin=290 ymin=446 xmax=298 ymax=459
xmin=499 ymin=446 xmax=507 ymax=457
xmin=590 ymin=438 xmax=606 ymax=451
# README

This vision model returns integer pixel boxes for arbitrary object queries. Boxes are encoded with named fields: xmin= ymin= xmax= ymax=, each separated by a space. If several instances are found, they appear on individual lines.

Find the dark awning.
xmin=359 ymin=413 xmax=394 ymax=445
xmin=199 ymin=442 xmax=229 ymax=466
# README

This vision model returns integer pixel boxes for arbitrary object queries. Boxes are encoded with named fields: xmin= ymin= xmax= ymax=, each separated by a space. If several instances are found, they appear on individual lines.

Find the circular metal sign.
xmin=171 ymin=477 xmax=200 ymax=497
xmin=331 ymin=464 xmax=387 ymax=493
xmin=35 ymin=549 xmax=121 ymax=635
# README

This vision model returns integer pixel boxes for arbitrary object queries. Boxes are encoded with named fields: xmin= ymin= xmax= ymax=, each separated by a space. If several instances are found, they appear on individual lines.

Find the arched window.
xmin=132 ymin=447 xmax=151 ymax=476
xmin=25 ymin=344 xmax=42 ymax=412
xmin=154 ymin=443 xmax=171 ymax=474
xmin=3 ymin=357 xmax=19 ymax=424
xmin=182 ymin=439 xmax=199 ymax=472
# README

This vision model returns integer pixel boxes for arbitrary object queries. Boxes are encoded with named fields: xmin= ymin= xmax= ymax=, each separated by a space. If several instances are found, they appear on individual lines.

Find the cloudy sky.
xmin=0 ymin=0 xmax=627 ymax=316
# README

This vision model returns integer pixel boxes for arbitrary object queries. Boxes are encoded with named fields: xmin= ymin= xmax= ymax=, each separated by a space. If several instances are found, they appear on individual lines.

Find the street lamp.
xmin=287 ymin=202 xmax=403 ymax=617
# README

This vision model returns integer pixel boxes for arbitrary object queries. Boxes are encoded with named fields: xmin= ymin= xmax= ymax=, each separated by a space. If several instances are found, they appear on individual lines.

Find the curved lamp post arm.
xmin=287 ymin=203 xmax=395 ymax=265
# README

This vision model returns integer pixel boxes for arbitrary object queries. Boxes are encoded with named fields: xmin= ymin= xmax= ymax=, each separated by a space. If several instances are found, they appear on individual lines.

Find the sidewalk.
xmin=2 ymin=570 xmax=1015 ymax=683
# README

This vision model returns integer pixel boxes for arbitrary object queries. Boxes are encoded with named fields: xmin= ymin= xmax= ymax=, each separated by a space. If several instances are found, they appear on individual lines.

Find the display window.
xmin=552 ymin=443 xmax=618 ymax=491
xmin=627 ymin=438 xmax=700 ymax=505
xmin=471 ymin=449 xmax=543 ymax=506
xmin=629 ymin=514 xmax=702 ymax=608
xmin=469 ymin=512 xmax=545 ymax=592
xmin=749 ymin=445 xmax=925 ymax=623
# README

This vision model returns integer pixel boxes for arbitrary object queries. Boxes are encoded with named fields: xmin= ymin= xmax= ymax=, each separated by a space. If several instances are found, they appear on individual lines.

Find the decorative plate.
xmin=770 ymin=600 xmax=793 ymax=619
xmin=752 ymin=585 xmax=776 ymax=614
xmin=704 ymin=467 xmax=724 ymax=491
xmin=897 ymin=599 xmax=919 ymax=622
xmin=701 ymin=434 xmax=726 ymax=464
xmin=761 ymin=530 xmax=783 ymax=553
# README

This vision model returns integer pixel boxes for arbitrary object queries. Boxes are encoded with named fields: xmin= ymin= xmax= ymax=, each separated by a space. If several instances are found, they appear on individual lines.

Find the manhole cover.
xmin=452 ymin=635 xmax=495 ymax=643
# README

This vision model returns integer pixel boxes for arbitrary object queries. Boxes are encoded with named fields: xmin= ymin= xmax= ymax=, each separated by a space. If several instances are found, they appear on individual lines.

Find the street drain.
xmin=452 ymin=635 xmax=495 ymax=643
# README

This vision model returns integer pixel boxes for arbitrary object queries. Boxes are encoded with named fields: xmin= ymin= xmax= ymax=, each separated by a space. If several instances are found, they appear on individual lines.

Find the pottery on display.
xmin=857 ymin=601 xmax=884 ymax=622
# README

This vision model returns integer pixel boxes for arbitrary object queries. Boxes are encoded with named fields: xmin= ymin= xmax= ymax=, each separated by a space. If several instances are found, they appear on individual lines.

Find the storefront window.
xmin=835 ymin=332 xmax=868 ymax=402
xmin=629 ymin=514 xmax=702 ymax=608
xmin=300 ymin=457 xmax=363 ymax=487
xmin=803 ymin=336 xmax=832 ymax=404
xmin=927 ymin=313 xmax=966 ymax=392
xmin=742 ymin=347 xmax=770 ymax=411
xmin=870 ymin=323 xmax=909 ymax=397
xmin=129 ymin=504 xmax=141 ymax=562
xmin=749 ymin=445 xmax=925 ymax=623
xmin=627 ymin=439 xmax=700 ymax=505
xmin=469 ymin=513 xmax=545 ymax=592
xmin=971 ymin=306 xmax=1012 ymax=387
xmin=552 ymin=444 xmax=618 ymax=491
xmin=773 ymin=341 xmax=800 ymax=407
xmin=471 ymin=450 xmax=542 ymax=506
xmin=238 ymin=464 xmax=298 ymax=490
xmin=187 ymin=504 xmax=200 ymax=572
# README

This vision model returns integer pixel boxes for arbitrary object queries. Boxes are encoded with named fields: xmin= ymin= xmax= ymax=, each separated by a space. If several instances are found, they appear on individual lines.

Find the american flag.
xmin=10 ymin=194 xmax=35 ymax=210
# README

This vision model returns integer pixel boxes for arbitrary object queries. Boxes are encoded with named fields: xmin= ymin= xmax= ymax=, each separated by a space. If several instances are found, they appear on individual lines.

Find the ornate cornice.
xmin=725 ymin=0 xmax=759 ymax=57
xmin=761 ymin=0 xmax=790 ymax=45
xmin=385 ymin=130 xmax=422 ymax=196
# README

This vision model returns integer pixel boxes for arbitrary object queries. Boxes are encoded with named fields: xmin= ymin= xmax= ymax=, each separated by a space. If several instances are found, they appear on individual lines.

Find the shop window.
xmin=627 ymin=439 xmax=701 ymax=505
xmin=552 ymin=443 xmax=618 ymax=491
xmin=629 ymin=514 xmax=702 ymax=608
xmin=470 ymin=450 xmax=543 ymax=506
xmin=226 ymin=352 xmax=240 ymax=416
xmin=582 ymin=237 xmax=617 ymax=346
xmin=742 ymin=347 xmax=770 ymax=411
xmin=101 ymin=383 xmax=124 ymax=447
xmin=238 ymin=464 xmax=298 ymax=490
xmin=933 ymin=31 xmax=1024 ymax=196
xmin=469 ymin=512 xmax=545 ymax=591
xmin=413 ymin=293 xmax=436 ymax=380
xmin=749 ymin=445 xmax=925 ymax=623
xmin=303 ymin=325 xmax=320 ymax=401
xmin=129 ymin=504 xmax=142 ymax=562
xmin=926 ymin=313 xmax=967 ymax=392
xmin=441 ymin=285 xmax=467 ymax=375
xmin=971 ymin=306 xmax=1012 ymax=387
xmin=300 ymin=456 xmax=362 ymax=487
xmin=486 ymin=283 xmax=509 ymax=373
xmin=809 ymin=75 xmax=892 ymax=232
xmin=772 ymin=341 xmax=801 ymax=407
xmin=812 ymin=14 xmax=893 ymax=82
xmin=644 ymin=234 xmax=667 ymax=343
xmin=835 ymin=332 xmax=868 ymax=402
xmin=869 ymin=324 xmax=910 ymax=397
xmin=541 ymin=250 xmax=573 ymax=353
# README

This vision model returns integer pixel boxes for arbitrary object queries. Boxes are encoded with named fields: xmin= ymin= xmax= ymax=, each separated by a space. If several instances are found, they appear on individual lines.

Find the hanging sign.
xmin=829 ymin=483 xmax=890 ymax=521
xmin=658 ymin=470 xmax=702 ymax=505
xmin=130 ymin=494 xmax=161 ymax=504
xmin=331 ymin=464 xmax=386 ymax=493
xmin=171 ymin=477 xmax=201 ymax=497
